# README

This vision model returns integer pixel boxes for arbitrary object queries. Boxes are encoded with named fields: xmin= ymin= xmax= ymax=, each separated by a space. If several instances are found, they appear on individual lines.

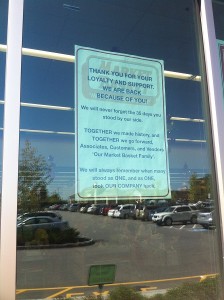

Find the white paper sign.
xmin=75 ymin=46 xmax=171 ymax=200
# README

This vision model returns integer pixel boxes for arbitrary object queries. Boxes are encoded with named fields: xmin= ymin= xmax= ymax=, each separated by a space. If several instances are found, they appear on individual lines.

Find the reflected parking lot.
xmin=16 ymin=210 xmax=219 ymax=299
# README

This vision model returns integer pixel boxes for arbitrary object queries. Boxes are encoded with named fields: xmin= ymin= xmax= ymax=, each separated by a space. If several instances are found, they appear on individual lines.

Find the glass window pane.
xmin=17 ymin=1 xmax=223 ymax=299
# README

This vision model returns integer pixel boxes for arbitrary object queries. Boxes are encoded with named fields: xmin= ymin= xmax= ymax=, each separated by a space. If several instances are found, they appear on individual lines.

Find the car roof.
xmin=18 ymin=216 xmax=57 ymax=224
xmin=25 ymin=216 xmax=54 ymax=220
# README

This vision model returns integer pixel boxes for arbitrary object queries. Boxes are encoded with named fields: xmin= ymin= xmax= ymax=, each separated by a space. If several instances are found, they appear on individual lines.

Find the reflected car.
xmin=80 ymin=203 xmax=92 ymax=213
xmin=59 ymin=204 xmax=70 ymax=211
xmin=197 ymin=208 xmax=215 ymax=229
xmin=69 ymin=203 xmax=79 ymax=212
xmin=113 ymin=204 xmax=136 ymax=219
xmin=108 ymin=208 xmax=117 ymax=217
xmin=89 ymin=204 xmax=107 ymax=215
xmin=140 ymin=206 xmax=168 ymax=221
xmin=87 ymin=204 xmax=96 ymax=214
xmin=17 ymin=216 xmax=69 ymax=231
xmin=48 ymin=204 xmax=61 ymax=210
xmin=152 ymin=205 xmax=198 ymax=226
xmin=101 ymin=204 xmax=118 ymax=216
xmin=17 ymin=211 xmax=62 ymax=223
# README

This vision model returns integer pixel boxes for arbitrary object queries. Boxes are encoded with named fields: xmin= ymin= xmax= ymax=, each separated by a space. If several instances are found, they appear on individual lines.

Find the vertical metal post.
xmin=0 ymin=0 xmax=23 ymax=299
xmin=200 ymin=0 xmax=224 ymax=268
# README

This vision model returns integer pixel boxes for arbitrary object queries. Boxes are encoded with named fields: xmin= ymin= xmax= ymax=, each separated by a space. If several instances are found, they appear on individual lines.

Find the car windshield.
xmin=189 ymin=205 xmax=197 ymax=210
xmin=156 ymin=207 xmax=168 ymax=213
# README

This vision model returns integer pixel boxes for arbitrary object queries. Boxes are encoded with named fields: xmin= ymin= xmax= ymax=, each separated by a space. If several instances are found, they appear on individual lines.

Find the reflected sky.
xmin=213 ymin=1 xmax=224 ymax=40
xmin=0 ymin=0 xmax=8 ymax=44
xmin=0 ymin=54 xmax=6 ymax=100
xmin=18 ymin=0 xmax=212 ymax=198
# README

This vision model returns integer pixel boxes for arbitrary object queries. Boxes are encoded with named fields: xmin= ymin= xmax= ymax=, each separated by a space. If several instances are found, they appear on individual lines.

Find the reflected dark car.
xmin=197 ymin=208 xmax=215 ymax=229
xmin=92 ymin=204 xmax=107 ymax=215
xmin=69 ymin=203 xmax=79 ymax=212
xmin=48 ymin=204 xmax=61 ymax=210
xmin=141 ymin=206 xmax=168 ymax=221
xmin=87 ymin=204 xmax=107 ymax=215
xmin=58 ymin=204 xmax=70 ymax=211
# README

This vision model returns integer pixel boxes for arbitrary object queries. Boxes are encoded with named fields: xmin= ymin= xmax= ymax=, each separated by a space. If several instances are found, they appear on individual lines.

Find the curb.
xmin=17 ymin=237 xmax=95 ymax=250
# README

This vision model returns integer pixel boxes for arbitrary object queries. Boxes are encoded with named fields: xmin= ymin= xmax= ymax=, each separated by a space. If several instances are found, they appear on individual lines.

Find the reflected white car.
xmin=87 ymin=205 xmax=95 ymax=213
xmin=152 ymin=205 xmax=198 ymax=226
xmin=108 ymin=208 xmax=116 ymax=217
xmin=113 ymin=204 xmax=136 ymax=219
xmin=197 ymin=208 xmax=215 ymax=229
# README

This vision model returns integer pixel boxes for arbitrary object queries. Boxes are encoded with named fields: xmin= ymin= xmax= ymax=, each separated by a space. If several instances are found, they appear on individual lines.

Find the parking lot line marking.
xmin=180 ymin=225 xmax=185 ymax=229
xmin=200 ymin=275 xmax=207 ymax=282
xmin=93 ymin=290 xmax=109 ymax=296
xmin=200 ymin=274 xmax=217 ymax=282
xmin=15 ymin=273 xmax=219 ymax=296
xmin=16 ymin=287 xmax=73 ymax=292
xmin=46 ymin=287 xmax=74 ymax=299
xmin=141 ymin=287 xmax=157 ymax=291
xmin=104 ymin=273 xmax=218 ymax=286
xmin=66 ymin=293 xmax=84 ymax=297
xmin=16 ymin=289 xmax=27 ymax=295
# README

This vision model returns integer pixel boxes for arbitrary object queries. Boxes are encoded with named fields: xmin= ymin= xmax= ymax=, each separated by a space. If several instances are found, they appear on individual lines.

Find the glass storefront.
xmin=1 ymin=0 xmax=224 ymax=299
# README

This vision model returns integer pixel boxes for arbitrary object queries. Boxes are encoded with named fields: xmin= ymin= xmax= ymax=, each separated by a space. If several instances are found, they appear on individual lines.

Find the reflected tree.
xmin=18 ymin=140 xmax=52 ymax=212
xmin=48 ymin=192 xmax=61 ymax=204
xmin=188 ymin=173 xmax=211 ymax=202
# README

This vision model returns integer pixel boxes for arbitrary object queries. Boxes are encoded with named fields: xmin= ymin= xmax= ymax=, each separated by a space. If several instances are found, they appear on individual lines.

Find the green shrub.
xmin=17 ymin=227 xmax=80 ymax=246
xmin=82 ymin=286 xmax=148 ymax=300
xmin=34 ymin=228 xmax=49 ymax=244
xmin=82 ymin=296 xmax=103 ymax=300
xmin=80 ymin=277 xmax=220 ymax=300
xmin=47 ymin=227 xmax=80 ymax=244
xmin=17 ymin=227 xmax=34 ymax=245
xmin=148 ymin=277 xmax=220 ymax=300
xmin=108 ymin=286 xmax=148 ymax=300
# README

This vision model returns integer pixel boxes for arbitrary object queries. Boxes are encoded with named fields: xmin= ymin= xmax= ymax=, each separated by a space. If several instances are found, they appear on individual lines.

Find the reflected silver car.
xmin=152 ymin=205 xmax=198 ymax=226
xmin=17 ymin=211 xmax=62 ymax=222
xmin=197 ymin=208 xmax=215 ymax=229
xmin=17 ymin=216 xmax=69 ymax=231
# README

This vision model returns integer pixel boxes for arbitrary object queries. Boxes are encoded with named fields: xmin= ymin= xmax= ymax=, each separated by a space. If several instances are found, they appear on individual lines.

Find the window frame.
xmin=200 ymin=0 xmax=224 ymax=272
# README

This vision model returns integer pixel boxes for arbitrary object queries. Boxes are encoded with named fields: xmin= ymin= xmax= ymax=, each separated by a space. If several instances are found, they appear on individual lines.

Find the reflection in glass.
xmin=18 ymin=140 xmax=53 ymax=212
xmin=16 ymin=1 xmax=222 ymax=299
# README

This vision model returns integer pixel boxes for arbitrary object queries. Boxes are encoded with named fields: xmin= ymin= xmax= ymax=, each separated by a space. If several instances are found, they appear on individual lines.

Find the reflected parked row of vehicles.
xmin=15 ymin=200 xmax=215 ymax=247
xmin=48 ymin=200 xmax=215 ymax=229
